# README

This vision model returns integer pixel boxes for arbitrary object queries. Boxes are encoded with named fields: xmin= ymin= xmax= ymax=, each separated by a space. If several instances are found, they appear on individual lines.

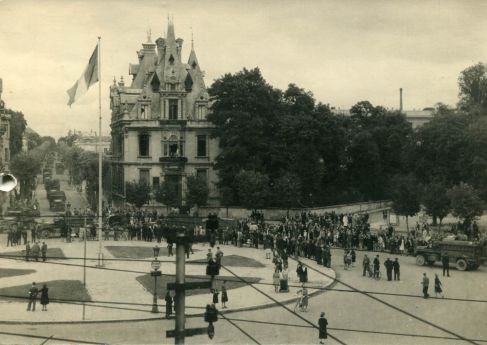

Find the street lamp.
xmin=150 ymin=245 xmax=161 ymax=313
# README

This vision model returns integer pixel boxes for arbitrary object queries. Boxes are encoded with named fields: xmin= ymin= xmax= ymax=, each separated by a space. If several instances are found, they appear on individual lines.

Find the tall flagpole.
xmin=97 ymin=36 xmax=104 ymax=267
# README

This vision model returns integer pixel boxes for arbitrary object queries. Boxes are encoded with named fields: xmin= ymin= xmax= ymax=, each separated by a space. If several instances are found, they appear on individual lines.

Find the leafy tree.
xmin=447 ymin=182 xmax=484 ymax=233
xmin=272 ymin=172 xmax=301 ymax=210
xmin=77 ymin=151 xmax=109 ymax=211
xmin=25 ymin=129 xmax=42 ymax=150
xmin=125 ymin=181 xmax=151 ymax=209
xmin=208 ymin=68 xmax=282 ymax=205
xmin=458 ymin=62 xmax=487 ymax=115
xmin=235 ymin=170 xmax=270 ymax=211
xmin=185 ymin=175 xmax=209 ymax=213
xmin=10 ymin=152 xmax=41 ymax=199
xmin=409 ymin=113 xmax=470 ymax=187
xmin=154 ymin=179 xmax=180 ymax=209
xmin=5 ymin=109 xmax=27 ymax=157
xmin=422 ymin=181 xmax=450 ymax=228
xmin=390 ymin=174 xmax=421 ymax=233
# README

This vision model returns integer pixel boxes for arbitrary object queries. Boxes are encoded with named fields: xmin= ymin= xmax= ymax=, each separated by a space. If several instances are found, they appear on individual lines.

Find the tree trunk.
xmin=432 ymin=215 xmax=437 ymax=226
xmin=439 ymin=218 xmax=442 ymax=235
xmin=405 ymin=215 xmax=409 ymax=236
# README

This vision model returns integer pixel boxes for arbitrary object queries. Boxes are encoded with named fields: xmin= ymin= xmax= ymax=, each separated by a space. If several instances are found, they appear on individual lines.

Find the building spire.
xmin=147 ymin=27 xmax=152 ymax=43
xmin=191 ymin=26 xmax=194 ymax=50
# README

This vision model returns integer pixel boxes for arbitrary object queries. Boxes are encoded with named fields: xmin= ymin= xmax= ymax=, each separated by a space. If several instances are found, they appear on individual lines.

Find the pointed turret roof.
xmin=162 ymin=19 xmax=185 ymax=84
xmin=187 ymin=46 xmax=206 ymax=94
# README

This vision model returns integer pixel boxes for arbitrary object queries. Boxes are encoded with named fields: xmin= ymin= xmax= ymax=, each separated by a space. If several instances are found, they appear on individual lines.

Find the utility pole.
xmin=175 ymin=229 xmax=186 ymax=345
xmin=166 ymin=226 xmax=211 ymax=344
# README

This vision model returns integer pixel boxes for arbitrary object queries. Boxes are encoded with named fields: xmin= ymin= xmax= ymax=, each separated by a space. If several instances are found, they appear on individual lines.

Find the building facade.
xmin=72 ymin=131 xmax=111 ymax=154
xmin=109 ymin=21 xmax=219 ymax=207
xmin=0 ymin=79 xmax=11 ymax=171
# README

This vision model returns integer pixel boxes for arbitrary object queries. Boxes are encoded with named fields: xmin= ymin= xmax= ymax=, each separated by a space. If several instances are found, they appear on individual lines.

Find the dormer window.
xmin=184 ymin=74 xmax=193 ymax=92
xmin=151 ymin=74 xmax=160 ymax=91
xmin=169 ymin=55 xmax=175 ymax=65
xmin=191 ymin=61 xmax=197 ymax=69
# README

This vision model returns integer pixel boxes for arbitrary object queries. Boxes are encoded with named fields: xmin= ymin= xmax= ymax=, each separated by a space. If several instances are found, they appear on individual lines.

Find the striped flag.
xmin=66 ymin=44 xmax=99 ymax=106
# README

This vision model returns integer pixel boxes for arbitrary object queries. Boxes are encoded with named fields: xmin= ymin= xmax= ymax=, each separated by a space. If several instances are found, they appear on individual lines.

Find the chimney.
xmin=176 ymin=38 xmax=183 ymax=60
xmin=399 ymin=88 xmax=403 ymax=112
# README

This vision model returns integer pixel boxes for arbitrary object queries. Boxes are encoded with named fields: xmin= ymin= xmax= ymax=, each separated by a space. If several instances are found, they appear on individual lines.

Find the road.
xmin=35 ymin=172 xmax=89 ymax=217
xmin=0 ymin=248 xmax=485 ymax=345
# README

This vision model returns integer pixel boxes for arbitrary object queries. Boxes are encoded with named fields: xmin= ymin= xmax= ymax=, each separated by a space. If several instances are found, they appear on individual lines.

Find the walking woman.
xmin=434 ymin=274 xmax=444 ymax=298
xmin=40 ymin=284 xmax=49 ymax=311
xmin=273 ymin=268 xmax=280 ymax=293
xmin=221 ymin=281 xmax=228 ymax=309
xmin=318 ymin=312 xmax=328 ymax=344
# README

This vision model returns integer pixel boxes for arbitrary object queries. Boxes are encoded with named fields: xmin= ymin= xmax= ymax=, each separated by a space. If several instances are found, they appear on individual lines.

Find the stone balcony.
xmin=159 ymin=156 xmax=188 ymax=163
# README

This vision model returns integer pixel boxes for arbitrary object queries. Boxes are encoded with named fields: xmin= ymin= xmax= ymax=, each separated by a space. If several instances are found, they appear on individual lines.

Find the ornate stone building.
xmin=109 ymin=20 xmax=219 ymax=206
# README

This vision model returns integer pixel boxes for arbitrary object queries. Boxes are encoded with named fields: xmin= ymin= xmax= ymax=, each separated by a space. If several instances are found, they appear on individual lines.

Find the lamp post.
xmin=151 ymin=245 xmax=161 ymax=313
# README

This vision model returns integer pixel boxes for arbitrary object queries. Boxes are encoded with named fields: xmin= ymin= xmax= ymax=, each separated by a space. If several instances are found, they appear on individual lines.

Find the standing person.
xmin=167 ymin=241 xmax=174 ymax=257
xmin=164 ymin=292 xmax=173 ymax=319
xmin=384 ymin=258 xmax=393 ymax=281
xmin=273 ymin=269 xmax=280 ymax=293
xmin=442 ymin=252 xmax=450 ymax=277
xmin=221 ymin=281 xmax=228 ymax=309
xmin=41 ymin=242 xmax=47 ymax=262
xmin=393 ymin=258 xmax=400 ymax=281
xmin=373 ymin=255 xmax=381 ymax=279
xmin=212 ymin=289 xmax=219 ymax=305
xmin=206 ymin=249 xmax=213 ymax=262
xmin=363 ymin=254 xmax=371 ymax=277
xmin=31 ymin=242 xmax=40 ymax=262
xmin=434 ymin=274 xmax=444 ymax=298
xmin=27 ymin=282 xmax=39 ymax=312
xmin=40 ymin=284 xmax=49 ymax=311
xmin=318 ymin=312 xmax=328 ymax=344
xmin=215 ymin=247 xmax=224 ymax=268
xmin=351 ymin=249 xmax=356 ymax=267
xmin=31 ymin=225 xmax=37 ymax=243
xmin=421 ymin=273 xmax=430 ymax=299
xmin=25 ymin=242 xmax=30 ymax=262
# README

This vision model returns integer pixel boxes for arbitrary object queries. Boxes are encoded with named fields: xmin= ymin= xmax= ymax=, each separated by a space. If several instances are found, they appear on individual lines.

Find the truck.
xmin=48 ymin=191 xmax=66 ymax=212
xmin=415 ymin=239 xmax=486 ymax=271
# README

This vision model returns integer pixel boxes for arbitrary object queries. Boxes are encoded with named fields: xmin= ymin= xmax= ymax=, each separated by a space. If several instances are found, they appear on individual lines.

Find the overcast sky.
xmin=0 ymin=0 xmax=486 ymax=138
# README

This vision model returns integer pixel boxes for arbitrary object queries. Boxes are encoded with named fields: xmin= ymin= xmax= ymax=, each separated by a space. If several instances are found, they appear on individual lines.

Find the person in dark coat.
xmin=221 ymin=281 xmax=228 ymax=308
xmin=373 ymin=255 xmax=380 ymax=279
xmin=212 ymin=289 xmax=219 ymax=304
xmin=421 ymin=273 xmax=430 ymax=298
xmin=441 ymin=253 xmax=450 ymax=277
xmin=434 ymin=273 xmax=444 ymax=298
xmin=318 ymin=312 xmax=328 ymax=344
xmin=384 ymin=258 xmax=393 ymax=281
xmin=164 ymin=292 xmax=173 ymax=319
xmin=40 ymin=284 xmax=49 ymax=311
xmin=393 ymin=258 xmax=400 ymax=281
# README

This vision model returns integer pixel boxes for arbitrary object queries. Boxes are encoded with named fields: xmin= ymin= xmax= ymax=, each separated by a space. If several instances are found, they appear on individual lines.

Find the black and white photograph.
xmin=0 ymin=0 xmax=486 ymax=344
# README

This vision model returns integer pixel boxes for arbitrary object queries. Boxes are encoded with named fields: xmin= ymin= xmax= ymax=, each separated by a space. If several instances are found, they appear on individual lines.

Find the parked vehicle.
xmin=415 ymin=239 xmax=486 ymax=271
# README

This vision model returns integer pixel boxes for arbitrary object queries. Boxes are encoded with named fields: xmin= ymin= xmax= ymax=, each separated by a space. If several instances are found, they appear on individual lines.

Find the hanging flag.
xmin=66 ymin=44 xmax=99 ymax=106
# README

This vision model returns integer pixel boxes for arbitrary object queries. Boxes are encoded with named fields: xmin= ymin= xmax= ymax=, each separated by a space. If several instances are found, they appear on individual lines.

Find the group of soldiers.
xmin=25 ymin=241 xmax=48 ymax=262
xmin=6 ymin=223 xmax=38 ymax=247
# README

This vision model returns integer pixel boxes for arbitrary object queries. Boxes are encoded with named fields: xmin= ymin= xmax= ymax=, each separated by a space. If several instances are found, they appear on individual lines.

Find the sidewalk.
xmin=0 ymin=240 xmax=335 ymax=323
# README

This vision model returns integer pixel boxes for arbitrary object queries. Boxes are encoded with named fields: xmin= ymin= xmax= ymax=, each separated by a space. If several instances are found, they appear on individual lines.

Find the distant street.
xmin=34 ymin=172 xmax=89 ymax=217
